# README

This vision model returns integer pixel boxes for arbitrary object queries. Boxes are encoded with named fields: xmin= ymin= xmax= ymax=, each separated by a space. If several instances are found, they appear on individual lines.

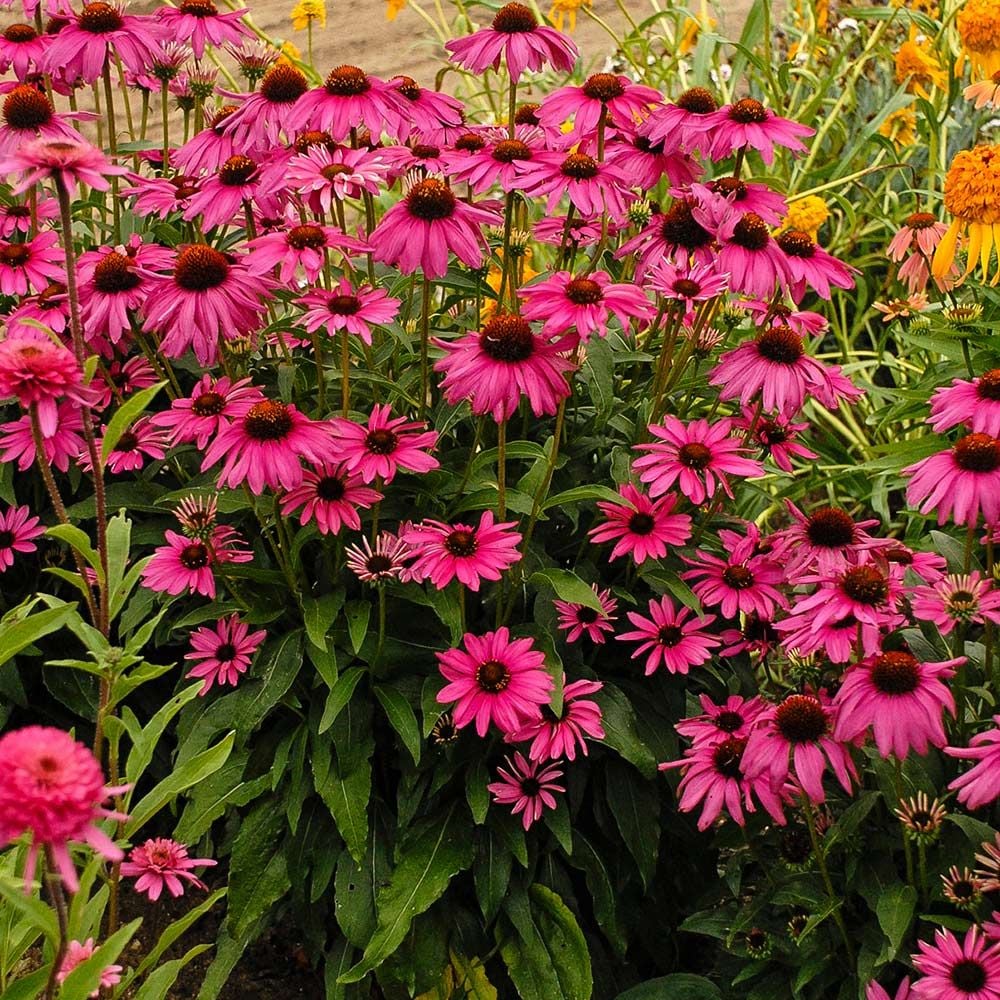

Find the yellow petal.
xmin=932 ymin=220 xmax=961 ymax=279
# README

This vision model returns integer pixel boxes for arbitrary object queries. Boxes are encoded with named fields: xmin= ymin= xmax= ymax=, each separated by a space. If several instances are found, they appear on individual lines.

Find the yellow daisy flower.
xmin=291 ymin=0 xmax=325 ymax=29
xmin=933 ymin=145 xmax=1000 ymax=284
xmin=894 ymin=38 xmax=946 ymax=99
xmin=548 ymin=0 xmax=591 ymax=32
xmin=879 ymin=106 xmax=917 ymax=149
xmin=958 ymin=0 xmax=1000 ymax=79
xmin=386 ymin=0 xmax=405 ymax=20
xmin=780 ymin=195 xmax=830 ymax=242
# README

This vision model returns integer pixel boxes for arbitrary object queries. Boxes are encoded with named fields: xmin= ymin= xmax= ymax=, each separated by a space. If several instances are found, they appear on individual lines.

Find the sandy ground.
xmin=241 ymin=0 xmax=750 ymax=85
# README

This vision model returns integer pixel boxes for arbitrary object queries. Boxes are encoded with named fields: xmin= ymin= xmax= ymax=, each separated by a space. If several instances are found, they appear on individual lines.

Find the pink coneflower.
xmin=660 ymin=735 xmax=789 ymax=830
xmin=345 ymin=531 xmax=412 ymax=583
xmin=222 ymin=62 xmax=310 ymax=147
xmin=705 ymin=208 xmax=790 ymax=299
xmin=742 ymin=299 xmax=829 ymax=336
xmin=910 ymin=572 xmax=1000 ymax=635
xmin=710 ymin=325 xmax=861 ymax=416
xmin=0 ymin=23 xmax=50 ymax=78
xmin=675 ymin=693 xmax=769 ymax=746
xmin=444 ymin=2 xmax=578 ymax=82
xmin=285 ymin=143 xmax=389 ymax=214
xmin=437 ymin=627 xmax=552 ymax=736
xmin=379 ymin=140 xmax=453 ymax=180
xmin=329 ymin=403 xmax=438 ymax=483
xmin=279 ymin=462 xmax=382 ymax=534
xmin=57 ymin=939 xmax=123 ymax=996
xmin=42 ymin=2 xmax=163 ymax=84
xmin=604 ymin=124 xmax=701 ymax=191
xmin=298 ymin=279 xmax=400 ymax=346
xmin=6 ymin=281 xmax=69 ymax=340
xmin=487 ymin=752 xmax=565 ymax=830
xmin=682 ymin=524 xmax=786 ymax=619
xmin=742 ymin=691 xmax=856 ymax=804
xmin=888 ymin=211 xmax=948 ymax=262
xmin=947 ymin=717 xmax=1000 ymax=809
xmin=833 ymin=650 xmax=960 ymax=758
xmin=94 ymin=356 xmax=158 ymax=408
xmin=0 ymin=335 xmax=86 ymax=435
xmin=286 ymin=64 xmax=407 ymax=140
xmin=632 ymin=416 xmax=764 ymax=505
xmin=518 ymin=270 xmax=654 ymax=340
xmin=734 ymin=408 xmax=817 ymax=472
xmin=150 ymin=375 xmax=263 ymax=449
xmin=507 ymin=676 xmax=604 ymax=761
xmin=0 ymin=400 xmax=83 ymax=472
xmin=370 ymin=177 xmax=496 ymax=279
xmin=93 ymin=417 xmax=169 ymax=474
xmin=156 ymin=0 xmax=248 ymax=59
xmin=124 ymin=173 xmax=200 ymax=219
xmin=0 ymin=725 xmax=126 ymax=892
xmin=172 ymin=105 xmax=241 ymax=176
xmin=705 ymin=98 xmax=814 ymax=164
xmin=77 ymin=237 xmax=173 ymax=348
xmin=173 ymin=495 xmax=220 ymax=540
xmin=617 ymin=201 xmax=716 ymax=277
xmin=201 ymin=397 xmax=339 ymax=494
xmin=911 ymin=927 xmax=1000 ymax=999
xmin=618 ymin=594 xmax=720 ymax=675
xmin=776 ymin=229 xmax=858 ymax=301
xmin=515 ymin=150 xmax=633 ymax=220
xmin=647 ymin=257 xmax=728 ymax=310
xmin=776 ymin=611 xmax=865 ymax=664
xmin=780 ymin=560 xmax=905 ymax=657
xmin=553 ymin=585 xmax=618 ymax=643
xmin=121 ymin=837 xmax=217 ymax=900
xmin=434 ymin=314 xmax=575 ymax=422
xmin=247 ymin=225 xmax=368 ymax=285
xmin=587 ymin=483 xmax=691 ymax=564
xmin=769 ymin=500 xmax=883 ymax=579
xmin=533 ymin=212 xmax=603 ymax=247
xmin=441 ymin=129 xmax=545 ymax=194
xmin=182 ymin=154 xmax=262 ymax=229
xmin=930 ymin=369 xmax=1000 ymax=437
xmin=390 ymin=74 xmax=463 ymax=139
xmin=0 ymin=195 xmax=57 ymax=236
xmin=880 ymin=541 xmax=947 ymax=583
xmin=538 ymin=73 xmax=660 ymax=138
xmin=0 ymin=504 xmax=44 ymax=571
xmin=0 ymin=230 xmax=62 ymax=295
xmin=720 ymin=612 xmax=780 ymax=659
xmin=404 ymin=510 xmax=521 ymax=591
xmin=639 ymin=86 xmax=720 ymax=156
xmin=0 ymin=87 xmax=90 ymax=158
xmin=140 ymin=526 xmax=251 ymax=598
xmin=904 ymin=433 xmax=1000 ymax=526
xmin=691 ymin=177 xmax=788 ymax=228
xmin=184 ymin=613 xmax=266 ymax=694
xmin=141 ymin=244 xmax=271 ymax=366
xmin=867 ymin=980 xmax=911 ymax=1000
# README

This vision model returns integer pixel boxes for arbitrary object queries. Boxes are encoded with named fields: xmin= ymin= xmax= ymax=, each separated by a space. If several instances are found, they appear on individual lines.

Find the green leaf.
xmin=946 ymin=813 xmax=997 ymax=846
xmin=474 ymin=828 xmax=511 ymax=923
xmin=541 ymin=484 xmax=624 ymax=511
xmin=101 ymin=380 xmax=167 ymax=461
xmin=605 ymin=759 xmax=659 ymax=887
xmin=345 ymin=600 xmax=371 ymax=654
xmin=303 ymin=589 xmax=345 ymax=651
xmin=318 ymin=761 xmax=371 ymax=865
xmin=339 ymin=805 xmax=474 ymax=982
xmin=499 ymin=885 xmax=592 ymax=1000
xmin=46 ymin=525 xmax=102 ymax=583
xmin=0 ymin=604 xmax=75 ymax=671
xmin=319 ymin=667 xmax=366 ymax=734
xmin=136 ymin=889 xmax=226 ymax=976
xmin=230 ymin=631 xmax=303 ymax=735
xmin=227 ymin=800 xmax=292 ymax=939
xmin=126 ymin=732 xmax=234 ymax=836
xmin=58 ymin=919 xmax=140 ymax=1000
xmin=374 ymin=685 xmax=421 ymax=765
xmin=466 ymin=758 xmax=490 ymax=825
xmin=567 ymin=832 xmax=625 ymax=954
xmin=125 ymin=683 xmax=202 ymax=786
xmin=0 ymin=876 xmax=58 ymax=941
xmin=595 ymin=684 xmax=658 ymax=778
xmin=133 ymin=945 xmax=213 ymax=1000
xmin=528 ymin=569 xmax=603 ymax=611
xmin=877 ymin=883 xmax=917 ymax=957
xmin=615 ymin=975 xmax=722 ymax=1000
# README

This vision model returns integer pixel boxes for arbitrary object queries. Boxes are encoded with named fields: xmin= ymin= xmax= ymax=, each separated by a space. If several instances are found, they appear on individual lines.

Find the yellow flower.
xmin=385 ymin=0 xmax=405 ymax=20
xmin=482 ymin=251 xmax=538 ymax=321
xmin=279 ymin=40 xmax=302 ymax=62
xmin=933 ymin=145 xmax=1000 ymax=284
xmin=878 ymin=106 xmax=917 ymax=149
xmin=780 ymin=195 xmax=830 ymax=242
xmin=892 ymin=0 xmax=939 ymax=18
xmin=894 ymin=38 xmax=946 ymax=98
xmin=548 ymin=0 xmax=591 ymax=33
xmin=678 ymin=14 xmax=717 ymax=53
xmin=959 ymin=0 xmax=1000 ymax=79
xmin=291 ymin=0 xmax=325 ymax=29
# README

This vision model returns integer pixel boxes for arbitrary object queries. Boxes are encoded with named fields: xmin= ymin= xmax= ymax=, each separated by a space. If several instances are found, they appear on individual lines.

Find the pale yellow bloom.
xmin=291 ymin=0 xmax=325 ymax=30
xmin=879 ymin=106 xmax=917 ymax=149
xmin=385 ymin=0 xmax=405 ymax=19
xmin=548 ymin=0 xmax=591 ymax=32
xmin=894 ymin=37 xmax=946 ymax=98
xmin=780 ymin=195 xmax=830 ymax=242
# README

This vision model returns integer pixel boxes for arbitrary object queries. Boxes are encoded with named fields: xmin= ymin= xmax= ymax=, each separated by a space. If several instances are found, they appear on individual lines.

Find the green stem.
xmin=497 ymin=418 xmax=507 ymax=521
xmin=101 ymin=60 xmax=121 ymax=243
xmin=419 ymin=275 xmax=432 ymax=419
xmin=341 ymin=329 xmax=350 ymax=417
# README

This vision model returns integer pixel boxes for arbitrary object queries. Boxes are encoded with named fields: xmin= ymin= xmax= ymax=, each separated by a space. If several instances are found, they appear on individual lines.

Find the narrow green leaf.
xmin=101 ymin=381 xmax=167 ymax=461
xmin=0 ymin=604 xmax=76 ymax=671
xmin=528 ymin=569 xmax=603 ymax=611
xmin=374 ymin=685 xmax=421 ymax=765
xmin=345 ymin=600 xmax=371 ymax=654
xmin=319 ymin=667 xmax=366 ymax=734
